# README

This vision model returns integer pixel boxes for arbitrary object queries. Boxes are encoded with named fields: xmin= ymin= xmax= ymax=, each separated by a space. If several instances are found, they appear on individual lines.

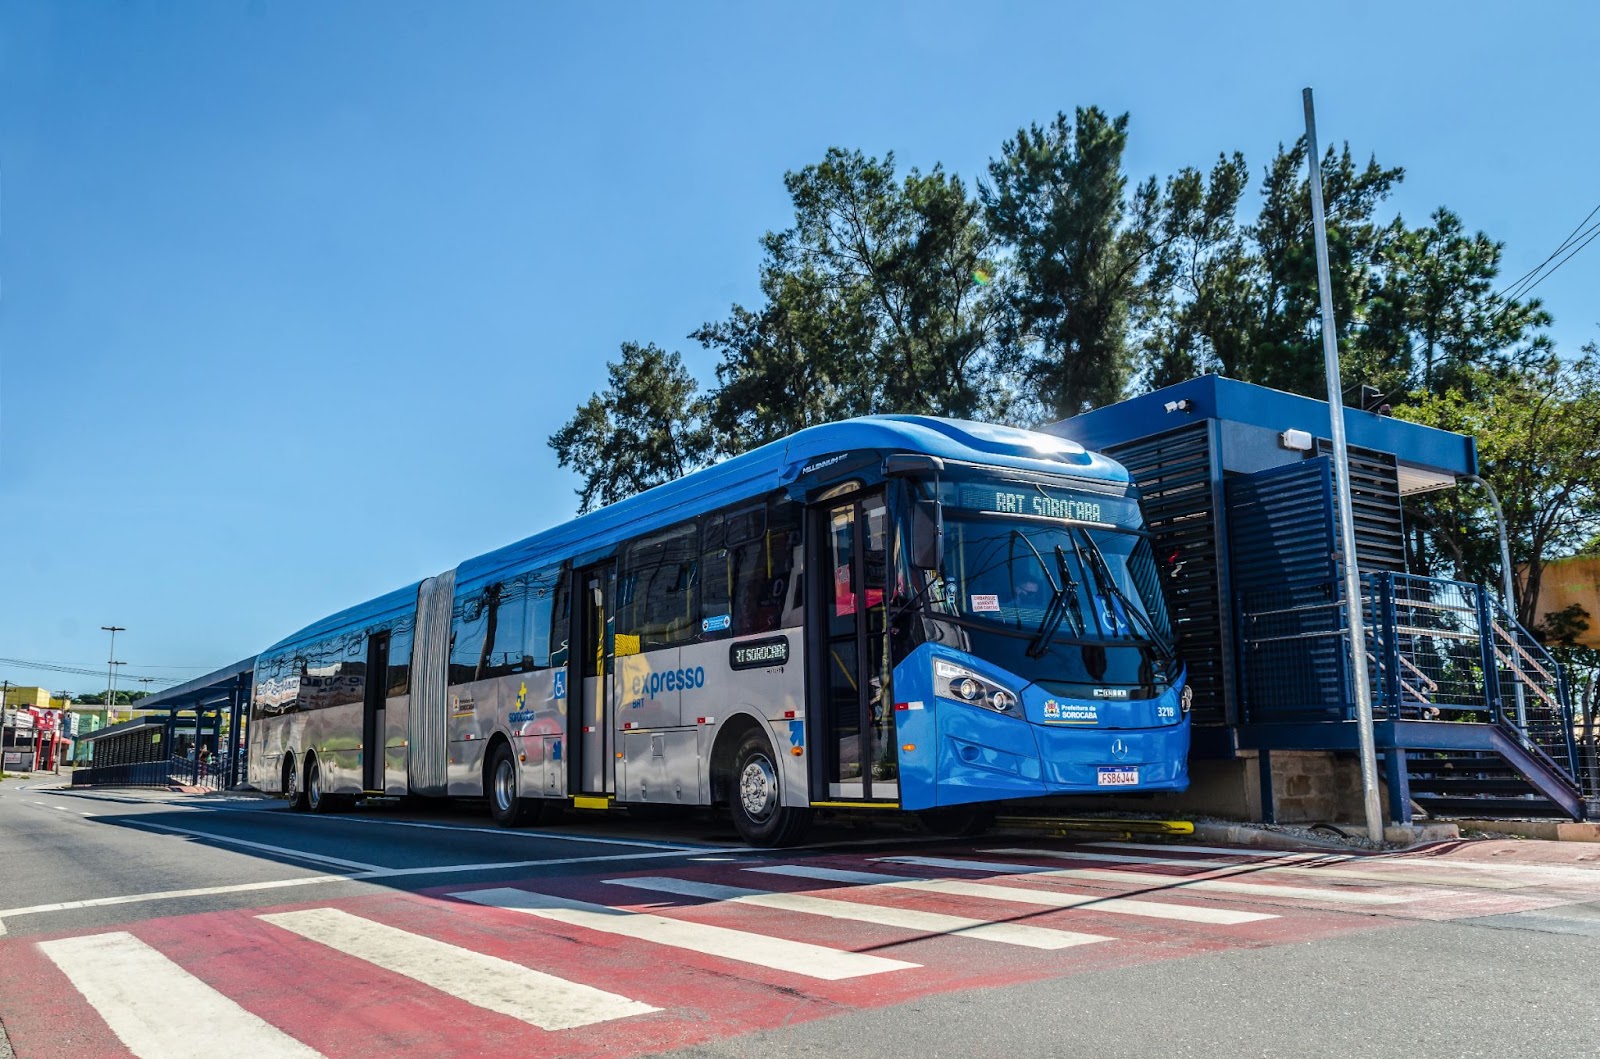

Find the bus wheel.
xmin=729 ymin=731 xmax=811 ymax=847
xmin=917 ymin=804 xmax=994 ymax=837
xmin=487 ymin=744 xmax=543 ymax=828
xmin=305 ymin=754 xmax=340 ymax=815
xmin=284 ymin=755 xmax=308 ymax=812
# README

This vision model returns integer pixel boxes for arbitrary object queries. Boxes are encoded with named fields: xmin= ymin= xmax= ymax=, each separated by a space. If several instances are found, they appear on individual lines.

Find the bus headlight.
xmin=1181 ymin=685 xmax=1193 ymax=714
xmin=934 ymin=659 xmax=1017 ymax=714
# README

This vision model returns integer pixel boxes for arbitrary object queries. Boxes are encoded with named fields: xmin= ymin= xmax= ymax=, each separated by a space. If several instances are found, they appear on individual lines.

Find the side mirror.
xmin=910 ymin=500 xmax=944 ymax=570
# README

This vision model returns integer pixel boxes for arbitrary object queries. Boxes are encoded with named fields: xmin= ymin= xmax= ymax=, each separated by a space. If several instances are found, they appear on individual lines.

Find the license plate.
xmin=1096 ymin=766 xmax=1139 ymax=787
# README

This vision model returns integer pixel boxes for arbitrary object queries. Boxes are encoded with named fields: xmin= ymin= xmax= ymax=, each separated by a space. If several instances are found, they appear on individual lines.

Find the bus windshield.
xmin=907 ymin=474 xmax=1178 ymax=693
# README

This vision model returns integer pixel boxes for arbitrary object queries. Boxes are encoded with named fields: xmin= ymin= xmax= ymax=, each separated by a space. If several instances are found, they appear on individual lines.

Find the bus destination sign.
xmin=730 ymin=635 xmax=789 ymax=670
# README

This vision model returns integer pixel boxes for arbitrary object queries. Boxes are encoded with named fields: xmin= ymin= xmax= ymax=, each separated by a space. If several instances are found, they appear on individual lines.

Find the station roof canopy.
xmin=79 ymin=716 xmax=166 ymax=743
xmin=1049 ymin=375 xmax=1477 ymax=495
xmin=134 ymin=657 xmax=256 ymax=714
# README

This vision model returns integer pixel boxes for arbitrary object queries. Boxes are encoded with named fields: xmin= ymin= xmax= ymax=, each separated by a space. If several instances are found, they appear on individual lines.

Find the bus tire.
xmin=917 ymin=804 xmax=994 ymax=837
xmin=305 ymin=754 xmax=340 ymax=815
xmin=729 ymin=730 xmax=811 ymax=847
xmin=487 ymin=744 xmax=543 ymax=828
xmin=284 ymin=754 xmax=308 ymax=812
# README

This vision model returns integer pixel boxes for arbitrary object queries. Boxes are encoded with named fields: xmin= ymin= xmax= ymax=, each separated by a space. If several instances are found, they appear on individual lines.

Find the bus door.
xmin=569 ymin=563 xmax=616 ymax=796
xmin=812 ymin=493 xmax=899 ymax=803
xmin=361 ymin=630 xmax=390 ymax=791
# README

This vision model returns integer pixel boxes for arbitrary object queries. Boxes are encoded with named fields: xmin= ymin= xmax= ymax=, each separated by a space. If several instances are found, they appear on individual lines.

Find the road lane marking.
xmin=172 ymin=805 xmax=746 ymax=853
xmin=452 ymin=886 xmax=920 ymax=979
xmin=125 ymin=821 xmax=384 ymax=871
xmin=887 ymin=855 xmax=1413 ymax=906
xmin=1083 ymin=841 xmax=1344 ymax=859
xmin=605 ymin=875 xmax=1111 ymax=950
xmin=39 ymin=931 xmax=325 ymax=1059
xmin=259 ymin=908 xmax=656 ymax=1030
xmin=0 ymin=850 xmax=712 ymax=936
xmin=747 ymin=865 xmax=1276 ymax=925
xmin=1084 ymin=843 xmax=1600 ymax=888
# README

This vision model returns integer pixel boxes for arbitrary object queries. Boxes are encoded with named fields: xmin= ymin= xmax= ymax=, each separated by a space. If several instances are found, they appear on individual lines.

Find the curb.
xmin=1444 ymin=818 xmax=1600 ymax=843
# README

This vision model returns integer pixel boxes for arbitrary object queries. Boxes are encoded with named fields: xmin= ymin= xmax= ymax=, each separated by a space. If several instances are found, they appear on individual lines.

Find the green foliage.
xmin=982 ymin=108 xmax=1155 ymax=419
xmin=1352 ymin=208 xmax=1552 ymax=398
xmin=698 ymin=148 xmax=1003 ymax=451
xmin=548 ymin=342 xmax=713 ymax=513
xmin=1234 ymin=141 xmax=1404 ymax=396
xmin=72 ymin=690 xmax=148 ymax=705
xmin=1140 ymin=152 xmax=1252 ymax=387
xmin=1394 ymin=349 xmax=1600 ymax=629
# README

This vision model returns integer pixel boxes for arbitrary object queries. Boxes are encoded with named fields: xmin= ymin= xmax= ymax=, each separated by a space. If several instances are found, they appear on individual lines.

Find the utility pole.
xmin=1 ymin=678 xmax=10 ymax=777
xmin=1304 ymin=87 xmax=1385 ymax=847
xmin=57 ymin=690 xmax=74 ymax=771
xmin=102 ymin=626 xmax=125 ymax=724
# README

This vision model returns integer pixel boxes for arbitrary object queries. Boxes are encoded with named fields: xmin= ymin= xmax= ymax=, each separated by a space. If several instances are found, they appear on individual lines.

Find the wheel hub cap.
xmin=739 ymin=756 xmax=777 ymax=819
xmin=495 ymin=760 xmax=516 ymax=811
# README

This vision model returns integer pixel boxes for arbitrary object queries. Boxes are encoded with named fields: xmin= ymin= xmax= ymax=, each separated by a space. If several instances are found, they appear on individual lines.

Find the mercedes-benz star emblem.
xmin=1110 ymin=738 xmax=1130 ymax=760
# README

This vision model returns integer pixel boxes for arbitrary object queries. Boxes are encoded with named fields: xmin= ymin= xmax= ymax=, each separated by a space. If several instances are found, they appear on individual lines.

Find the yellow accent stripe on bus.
xmin=808 ymin=800 xmax=901 ymax=809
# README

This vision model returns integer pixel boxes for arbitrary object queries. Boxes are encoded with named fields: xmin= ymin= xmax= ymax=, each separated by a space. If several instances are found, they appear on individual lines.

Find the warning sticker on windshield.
xmin=970 ymin=594 xmax=1000 ymax=612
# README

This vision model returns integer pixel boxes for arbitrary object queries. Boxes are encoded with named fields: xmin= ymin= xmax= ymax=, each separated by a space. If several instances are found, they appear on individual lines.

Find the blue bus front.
xmin=887 ymin=469 xmax=1190 ymax=810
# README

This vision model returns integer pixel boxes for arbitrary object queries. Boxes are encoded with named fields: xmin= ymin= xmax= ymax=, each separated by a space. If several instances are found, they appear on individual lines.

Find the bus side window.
xmin=728 ymin=499 xmax=796 ymax=636
xmin=621 ymin=523 xmax=698 ymax=652
xmin=449 ymin=591 xmax=487 ymax=685
xmin=388 ymin=622 xmax=413 ymax=697
xmin=699 ymin=514 xmax=731 ymax=638
xmin=549 ymin=569 xmax=571 ymax=668
xmin=526 ymin=568 xmax=559 ymax=669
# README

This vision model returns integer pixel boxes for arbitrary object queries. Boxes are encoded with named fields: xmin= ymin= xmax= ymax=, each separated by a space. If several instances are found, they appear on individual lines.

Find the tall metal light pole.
xmin=1 ymin=678 xmax=10 ymax=777
xmin=56 ymin=690 xmax=74 ymax=771
xmin=102 ymin=626 xmax=125 ymax=724
xmin=1303 ymin=87 xmax=1385 ymax=846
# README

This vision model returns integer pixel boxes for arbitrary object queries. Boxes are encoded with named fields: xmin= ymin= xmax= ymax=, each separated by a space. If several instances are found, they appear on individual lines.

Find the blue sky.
xmin=2 ymin=1 xmax=1597 ymax=692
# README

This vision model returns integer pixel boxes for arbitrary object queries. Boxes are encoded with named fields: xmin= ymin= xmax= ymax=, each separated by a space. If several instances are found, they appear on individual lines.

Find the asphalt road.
xmin=2 ymin=774 xmax=1598 ymax=1059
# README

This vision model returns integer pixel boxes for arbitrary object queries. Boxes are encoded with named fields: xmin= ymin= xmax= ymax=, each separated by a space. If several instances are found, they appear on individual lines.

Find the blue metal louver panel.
xmin=1227 ymin=459 xmax=1350 ymax=723
xmin=1102 ymin=422 xmax=1228 ymax=727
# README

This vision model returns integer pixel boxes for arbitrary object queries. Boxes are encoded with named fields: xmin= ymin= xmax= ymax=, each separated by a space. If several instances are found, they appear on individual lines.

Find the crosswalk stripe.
xmin=1072 ymin=845 xmax=1540 ymax=891
xmin=890 ymin=855 xmax=1413 ymax=906
xmin=1082 ymin=841 xmax=1338 ymax=860
xmin=258 ymin=908 xmax=656 ymax=1031
xmin=39 ymin=931 xmax=324 ymax=1059
xmin=604 ymin=876 xmax=1111 ymax=950
xmin=451 ymin=886 xmax=920 ymax=980
xmin=746 ymin=865 xmax=1276 ymax=925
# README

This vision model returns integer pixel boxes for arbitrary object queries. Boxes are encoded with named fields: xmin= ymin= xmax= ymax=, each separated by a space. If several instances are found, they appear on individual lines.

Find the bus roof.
xmin=260 ymin=415 xmax=1127 ymax=657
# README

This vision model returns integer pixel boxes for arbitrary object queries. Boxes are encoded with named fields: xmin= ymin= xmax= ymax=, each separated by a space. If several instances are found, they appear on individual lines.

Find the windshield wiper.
xmin=1027 ymin=545 xmax=1083 ymax=659
xmin=1072 ymin=527 xmax=1178 ymax=671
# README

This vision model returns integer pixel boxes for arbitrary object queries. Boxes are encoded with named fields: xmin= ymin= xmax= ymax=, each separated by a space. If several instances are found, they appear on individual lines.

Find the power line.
xmin=0 ymin=658 xmax=186 ymax=684
xmin=1493 ymin=203 xmax=1598 ymax=301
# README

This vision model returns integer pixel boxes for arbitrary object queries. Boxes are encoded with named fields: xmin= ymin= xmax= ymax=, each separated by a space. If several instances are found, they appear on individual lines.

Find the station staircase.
xmin=1236 ymin=571 xmax=1597 ymax=823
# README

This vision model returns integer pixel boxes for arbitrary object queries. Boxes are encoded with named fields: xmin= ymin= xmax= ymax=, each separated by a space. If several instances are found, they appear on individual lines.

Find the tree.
xmin=1234 ymin=140 xmax=1404 ymax=397
xmin=742 ymin=149 xmax=1000 ymax=421
xmin=1352 ymin=208 xmax=1551 ymax=398
xmin=1395 ymin=348 xmax=1600 ymax=630
xmin=1139 ymin=152 xmax=1252 ymax=387
xmin=73 ymin=690 xmax=149 ymax=706
xmin=548 ymin=342 xmax=714 ymax=513
xmin=982 ymin=108 xmax=1156 ymax=419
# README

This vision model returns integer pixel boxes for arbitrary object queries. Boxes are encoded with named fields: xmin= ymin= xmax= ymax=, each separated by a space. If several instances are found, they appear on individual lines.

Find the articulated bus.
xmin=249 ymin=416 xmax=1190 ymax=846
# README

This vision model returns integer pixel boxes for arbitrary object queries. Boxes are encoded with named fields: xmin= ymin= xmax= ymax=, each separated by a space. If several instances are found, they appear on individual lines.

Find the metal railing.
xmin=71 ymin=754 xmax=236 ymax=791
xmin=1239 ymin=572 xmax=1588 ymax=802
xmin=1484 ymin=593 xmax=1583 ymax=791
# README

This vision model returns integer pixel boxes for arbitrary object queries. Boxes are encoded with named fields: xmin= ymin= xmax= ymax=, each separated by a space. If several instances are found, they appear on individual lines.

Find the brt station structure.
xmin=67 ymin=375 xmax=1597 ymax=826
xmin=1047 ymin=375 xmax=1597 ymax=825
xmin=73 ymin=659 xmax=253 ymax=791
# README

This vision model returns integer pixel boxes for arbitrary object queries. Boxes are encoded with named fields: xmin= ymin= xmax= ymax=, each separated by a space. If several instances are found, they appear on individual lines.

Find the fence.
xmin=71 ymin=754 xmax=236 ymax=792
xmin=1238 ymin=572 xmax=1590 ymax=804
